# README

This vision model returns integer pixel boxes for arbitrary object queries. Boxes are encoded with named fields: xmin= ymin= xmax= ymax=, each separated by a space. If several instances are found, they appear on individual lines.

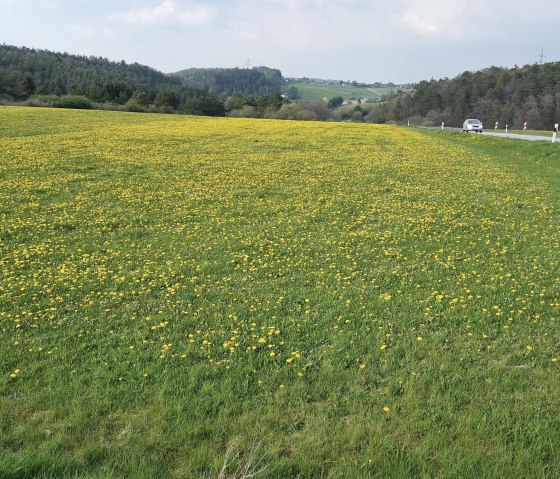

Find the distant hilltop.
xmin=169 ymin=66 xmax=283 ymax=96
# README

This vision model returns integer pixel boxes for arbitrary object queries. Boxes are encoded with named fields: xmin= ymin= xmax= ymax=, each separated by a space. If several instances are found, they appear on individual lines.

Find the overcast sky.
xmin=1 ymin=0 xmax=559 ymax=83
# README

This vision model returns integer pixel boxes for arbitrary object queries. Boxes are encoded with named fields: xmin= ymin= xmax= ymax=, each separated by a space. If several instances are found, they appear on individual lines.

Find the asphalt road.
xmin=439 ymin=127 xmax=558 ymax=142
xmin=481 ymin=131 xmax=557 ymax=142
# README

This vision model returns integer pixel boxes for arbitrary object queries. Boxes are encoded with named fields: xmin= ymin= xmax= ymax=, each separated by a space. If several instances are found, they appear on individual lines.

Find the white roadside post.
xmin=495 ymin=121 xmax=499 ymax=130
xmin=523 ymin=121 xmax=528 ymax=131
xmin=441 ymin=122 xmax=445 ymax=131
xmin=553 ymin=123 xmax=558 ymax=143
xmin=505 ymin=124 xmax=508 ymax=133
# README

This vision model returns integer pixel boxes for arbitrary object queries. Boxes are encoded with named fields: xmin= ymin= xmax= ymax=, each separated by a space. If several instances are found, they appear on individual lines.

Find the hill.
xmin=389 ymin=62 xmax=560 ymax=129
xmin=0 ymin=44 xmax=225 ymax=115
xmin=284 ymin=81 xmax=384 ymax=102
xmin=170 ymin=66 xmax=283 ymax=96
xmin=284 ymin=80 xmax=414 ymax=103
xmin=0 ymin=44 xmax=182 ymax=101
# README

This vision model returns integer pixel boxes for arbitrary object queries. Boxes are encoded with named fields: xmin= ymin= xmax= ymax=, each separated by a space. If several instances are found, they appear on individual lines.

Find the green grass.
xmin=285 ymin=82 xmax=409 ymax=102
xmin=494 ymin=129 xmax=557 ymax=137
xmin=1 ymin=107 xmax=559 ymax=478
xmin=440 ymin=129 xmax=560 ymax=191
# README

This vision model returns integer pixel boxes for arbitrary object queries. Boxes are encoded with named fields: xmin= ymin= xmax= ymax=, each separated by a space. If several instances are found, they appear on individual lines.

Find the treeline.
xmin=226 ymin=94 xmax=383 ymax=122
xmin=386 ymin=62 xmax=560 ymax=129
xmin=0 ymin=44 xmax=225 ymax=115
xmin=7 ymin=44 xmax=560 ymax=129
xmin=171 ymin=67 xmax=283 ymax=96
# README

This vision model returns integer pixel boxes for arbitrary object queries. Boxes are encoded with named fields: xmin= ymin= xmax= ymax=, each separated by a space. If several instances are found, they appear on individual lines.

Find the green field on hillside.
xmin=285 ymin=82 xmax=407 ymax=102
xmin=1 ymin=107 xmax=559 ymax=479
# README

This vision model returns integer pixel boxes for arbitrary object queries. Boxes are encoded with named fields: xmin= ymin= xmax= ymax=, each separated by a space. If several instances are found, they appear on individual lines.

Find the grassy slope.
xmin=499 ymin=129 xmax=557 ymax=137
xmin=431 ymin=129 xmax=560 ymax=191
xmin=285 ymin=82 xmax=400 ymax=102
xmin=0 ymin=107 xmax=559 ymax=479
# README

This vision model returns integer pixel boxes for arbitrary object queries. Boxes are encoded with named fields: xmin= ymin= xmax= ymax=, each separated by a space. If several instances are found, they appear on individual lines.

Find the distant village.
xmin=284 ymin=76 xmax=415 ymax=89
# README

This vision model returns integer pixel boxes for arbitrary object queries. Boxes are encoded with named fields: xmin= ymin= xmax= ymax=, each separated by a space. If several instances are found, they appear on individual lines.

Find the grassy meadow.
xmin=284 ymin=82 xmax=401 ymax=102
xmin=499 ymin=129 xmax=557 ymax=137
xmin=1 ymin=106 xmax=559 ymax=478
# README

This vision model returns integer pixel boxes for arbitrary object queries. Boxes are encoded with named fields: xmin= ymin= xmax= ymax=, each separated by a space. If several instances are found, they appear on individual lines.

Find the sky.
xmin=1 ymin=0 xmax=559 ymax=84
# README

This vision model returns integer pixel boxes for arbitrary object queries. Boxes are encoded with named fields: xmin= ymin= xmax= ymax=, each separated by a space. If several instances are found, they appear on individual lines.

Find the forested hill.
xmin=0 ymin=44 xmax=225 ymax=115
xmin=171 ymin=67 xmax=283 ymax=96
xmin=1 ymin=44 xmax=179 ymax=100
xmin=395 ymin=62 xmax=560 ymax=129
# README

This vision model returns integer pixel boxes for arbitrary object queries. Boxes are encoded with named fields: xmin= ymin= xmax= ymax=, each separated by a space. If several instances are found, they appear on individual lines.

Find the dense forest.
xmin=171 ymin=67 xmax=283 ymax=96
xmin=0 ymin=44 xmax=226 ymax=115
xmin=386 ymin=62 xmax=560 ymax=129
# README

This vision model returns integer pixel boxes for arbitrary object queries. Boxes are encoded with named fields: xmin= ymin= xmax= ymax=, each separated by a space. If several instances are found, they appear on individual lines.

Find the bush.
xmin=28 ymin=95 xmax=93 ymax=110
xmin=328 ymin=96 xmax=344 ymax=109
xmin=228 ymin=106 xmax=260 ymax=118
xmin=271 ymin=104 xmax=301 ymax=120
xmin=125 ymin=99 xmax=146 ymax=113
xmin=54 ymin=95 xmax=93 ymax=109
xmin=296 ymin=109 xmax=318 ymax=121
xmin=299 ymin=101 xmax=330 ymax=121
xmin=351 ymin=110 xmax=364 ymax=122
xmin=27 ymin=95 xmax=60 ymax=107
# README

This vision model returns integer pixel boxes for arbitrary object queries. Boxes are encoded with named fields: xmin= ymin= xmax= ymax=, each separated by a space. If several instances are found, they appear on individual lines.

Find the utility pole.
xmin=536 ymin=48 xmax=547 ymax=65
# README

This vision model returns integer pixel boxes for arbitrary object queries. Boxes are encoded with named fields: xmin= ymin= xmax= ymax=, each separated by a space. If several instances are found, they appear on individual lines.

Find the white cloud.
xmin=111 ymin=0 xmax=214 ymax=27
xmin=399 ymin=2 xmax=466 ymax=37
xmin=400 ymin=12 xmax=440 ymax=35
xmin=177 ymin=5 xmax=213 ymax=26
xmin=72 ymin=25 xmax=115 ymax=40
xmin=264 ymin=0 xmax=372 ymax=7
xmin=226 ymin=0 xmax=380 ymax=51
xmin=111 ymin=0 xmax=174 ymax=25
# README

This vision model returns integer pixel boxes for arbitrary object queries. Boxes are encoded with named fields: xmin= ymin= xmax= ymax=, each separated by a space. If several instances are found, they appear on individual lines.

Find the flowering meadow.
xmin=0 ymin=106 xmax=559 ymax=478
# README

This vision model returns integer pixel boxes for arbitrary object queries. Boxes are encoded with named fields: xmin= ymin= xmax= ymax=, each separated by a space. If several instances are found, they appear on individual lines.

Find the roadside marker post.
xmin=495 ymin=121 xmax=499 ymax=130
xmin=523 ymin=121 xmax=528 ymax=130
xmin=441 ymin=122 xmax=445 ymax=130
xmin=505 ymin=124 xmax=508 ymax=133
xmin=553 ymin=123 xmax=558 ymax=143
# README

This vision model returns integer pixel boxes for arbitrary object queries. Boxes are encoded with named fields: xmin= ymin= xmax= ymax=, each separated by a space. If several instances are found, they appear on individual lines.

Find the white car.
xmin=463 ymin=119 xmax=483 ymax=133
